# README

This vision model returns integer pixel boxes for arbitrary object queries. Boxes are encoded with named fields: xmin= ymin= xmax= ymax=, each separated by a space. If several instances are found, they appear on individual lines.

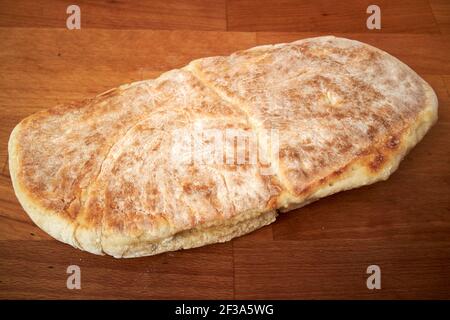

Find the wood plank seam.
xmin=443 ymin=75 xmax=450 ymax=96
xmin=0 ymin=214 xmax=33 ymax=226
xmin=427 ymin=0 xmax=443 ymax=34
xmin=225 ymin=0 xmax=229 ymax=31
xmin=1 ymin=159 xmax=8 ymax=177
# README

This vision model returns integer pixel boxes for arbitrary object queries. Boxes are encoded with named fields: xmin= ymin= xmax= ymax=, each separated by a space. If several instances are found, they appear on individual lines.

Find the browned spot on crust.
xmin=332 ymin=167 xmax=346 ymax=177
xmin=367 ymin=125 xmax=379 ymax=140
xmin=64 ymin=198 xmax=80 ymax=220
xmin=267 ymin=195 xmax=279 ymax=209
xmin=233 ymin=176 xmax=244 ymax=186
xmin=151 ymin=141 xmax=161 ymax=151
xmin=370 ymin=153 xmax=385 ymax=171
xmin=84 ymin=199 xmax=103 ymax=225
xmin=338 ymin=141 xmax=352 ymax=153
xmin=301 ymin=145 xmax=315 ymax=152
xmin=182 ymin=182 xmax=213 ymax=195
xmin=182 ymin=182 xmax=193 ymax=194
xmin=356 ymin=148 xmax=371 ymax=157
xmin=279 ymin=146 xmax=301 ymax=161
xmin=294 ymin=185 xmax=310 ymax=196
xmin=386 ymin=135 xmax=400 ymax=149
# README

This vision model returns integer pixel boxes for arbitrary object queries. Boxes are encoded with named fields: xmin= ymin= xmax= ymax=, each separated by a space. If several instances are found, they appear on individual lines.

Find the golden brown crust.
xmin=187 ymin=36 xmax=438 ymax=206
xmin=9 ymin=36 xmax=438 ymax=257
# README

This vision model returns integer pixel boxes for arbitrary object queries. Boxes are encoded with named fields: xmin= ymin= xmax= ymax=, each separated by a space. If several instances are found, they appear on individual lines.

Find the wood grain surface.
xmin=0 ymin=0 xmax=449 ymax=299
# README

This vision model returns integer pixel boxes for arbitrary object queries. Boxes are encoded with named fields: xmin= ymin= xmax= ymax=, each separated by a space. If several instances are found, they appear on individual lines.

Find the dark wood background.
xmin=0 ymin=0 xmax=449 ymax=299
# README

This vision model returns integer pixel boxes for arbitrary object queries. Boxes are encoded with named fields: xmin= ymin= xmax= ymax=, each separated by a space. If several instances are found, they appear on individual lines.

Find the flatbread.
xmin=9 ymin=36 xmax=438 ymax=257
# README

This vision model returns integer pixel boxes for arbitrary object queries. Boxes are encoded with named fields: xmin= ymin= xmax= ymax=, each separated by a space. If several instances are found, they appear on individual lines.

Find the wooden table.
xmin=0 ymin=0 xmax=449 ymax=299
